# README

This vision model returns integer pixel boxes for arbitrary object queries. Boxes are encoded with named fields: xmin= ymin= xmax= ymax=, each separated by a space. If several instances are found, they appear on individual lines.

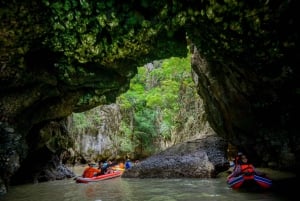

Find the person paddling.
xmin=227 ymin=154 xmax=265 ymax=180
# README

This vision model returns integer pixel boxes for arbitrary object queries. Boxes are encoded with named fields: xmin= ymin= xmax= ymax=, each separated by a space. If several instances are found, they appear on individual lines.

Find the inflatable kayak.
xmin=76 ymin=171 xmax=123 ymax=183
xmin=227 ymin=174 xmax=272 ymax=190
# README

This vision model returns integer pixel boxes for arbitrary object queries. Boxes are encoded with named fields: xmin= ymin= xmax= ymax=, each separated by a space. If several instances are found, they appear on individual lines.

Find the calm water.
xmin=0 ymin=166 xmax=293 ymax=201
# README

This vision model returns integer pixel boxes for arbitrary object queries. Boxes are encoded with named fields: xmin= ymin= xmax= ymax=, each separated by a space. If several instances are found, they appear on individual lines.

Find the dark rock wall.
xmin=187 ymin=0 xmax=299 ymax=170
xmin=191 ymin=44 xmax=299 ymax=170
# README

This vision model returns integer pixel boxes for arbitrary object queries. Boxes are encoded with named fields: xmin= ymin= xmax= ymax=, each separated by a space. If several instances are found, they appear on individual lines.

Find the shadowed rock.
xmin=122 ymin=135 xmax=228 ymax=178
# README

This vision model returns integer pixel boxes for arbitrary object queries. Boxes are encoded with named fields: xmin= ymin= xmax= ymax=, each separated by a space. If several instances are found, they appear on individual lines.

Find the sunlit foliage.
xmin=117 ymin=55 xmax=196 ymax=156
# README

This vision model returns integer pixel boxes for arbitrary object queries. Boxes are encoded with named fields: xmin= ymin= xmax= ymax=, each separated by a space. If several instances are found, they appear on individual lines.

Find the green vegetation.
xmin=117 ymin=57 xmax=195 ymax=156
xmin=71 ymin=108 xmax=102 ymax=136
xmin=2 ymin=0 xmax=290 ymax=113
xmin=71 ymin=55 xmax=198 ymax=158
xmin=40 ymin=0 xmax=185 ymax=66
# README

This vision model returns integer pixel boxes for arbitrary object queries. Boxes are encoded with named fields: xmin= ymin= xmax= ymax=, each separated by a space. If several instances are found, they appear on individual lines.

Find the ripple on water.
xmin=0 ymin=177 xmax=291 ymax=201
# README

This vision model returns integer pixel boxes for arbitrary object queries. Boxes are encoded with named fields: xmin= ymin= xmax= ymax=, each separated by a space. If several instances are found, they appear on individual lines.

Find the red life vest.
xmin=240 ymin=164 xmax=255 ymax=179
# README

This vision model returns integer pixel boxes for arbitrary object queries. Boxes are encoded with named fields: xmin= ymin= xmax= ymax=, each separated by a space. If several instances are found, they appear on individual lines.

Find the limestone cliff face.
xmin=190 ymin=44 xmax=299 ymax=170
xmin=74 ymin=104 xmax=122 ymax=161
xmin=0 ymin=0 xmax=299 ymax=195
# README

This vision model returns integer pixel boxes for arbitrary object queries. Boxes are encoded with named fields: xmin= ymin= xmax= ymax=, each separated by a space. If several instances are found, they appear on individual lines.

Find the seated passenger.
xmin=227 ymin=154 xmax=264 ymax=180
xmin=118 ymin=162 xmax=125 ymax=169
xmin=105 ymin=166 xmax=114 ymax=174
xmin=82 ymin=163 xmax=101 ymax=178
xmin=125 ymin=159 xmax=132 ymax=169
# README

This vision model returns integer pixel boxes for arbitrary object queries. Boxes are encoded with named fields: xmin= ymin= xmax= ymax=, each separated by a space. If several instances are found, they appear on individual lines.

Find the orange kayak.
xmin=76 ymin=171 xmax=122 ymax=183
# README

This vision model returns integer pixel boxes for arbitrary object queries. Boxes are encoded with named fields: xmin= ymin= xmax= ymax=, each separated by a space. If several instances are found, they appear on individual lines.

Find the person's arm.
xmin=227 ymin=172 xmax=233 ymax=180
xmin=227 ymin=165 xmax=241 ymax=179
xmin=90 ymin=168 xmax=100 ymax=177
xmin=93 ymin=168 xmax=100 ymax=173
xmin=252 ymin=165 xmax=265 ymax=176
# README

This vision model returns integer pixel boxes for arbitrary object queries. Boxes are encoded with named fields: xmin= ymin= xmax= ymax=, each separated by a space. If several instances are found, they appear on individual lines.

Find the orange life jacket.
xmin=82 ymin=167 xmax=100 ymax=178
xmin=240 ymin=164 xmax=255 ymax=179
xmin=119 ymin=162 xmax=124 ymax=169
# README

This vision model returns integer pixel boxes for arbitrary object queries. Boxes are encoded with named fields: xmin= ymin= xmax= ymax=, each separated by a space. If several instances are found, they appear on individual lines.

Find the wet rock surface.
xmin=122 ymin=135 xmax=228 ymax=178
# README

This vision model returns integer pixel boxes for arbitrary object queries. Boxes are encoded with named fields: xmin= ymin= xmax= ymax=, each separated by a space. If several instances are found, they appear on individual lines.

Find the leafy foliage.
xmin=117 ymin=55 xmax=196 ymax=156
xmin=71 ymin=107 xmax=102 ymax=136
xmin=40 ymin=0 xmax=186 ymax=66
xmin=71 ymin=55 xmax=196 ymax=158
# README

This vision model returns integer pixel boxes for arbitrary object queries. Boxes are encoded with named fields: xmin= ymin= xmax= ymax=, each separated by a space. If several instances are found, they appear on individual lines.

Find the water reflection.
xmin=0 ymin=177 xmax=290 ymax=201
xmin=0 ymin=166 xmax=292 ymax=201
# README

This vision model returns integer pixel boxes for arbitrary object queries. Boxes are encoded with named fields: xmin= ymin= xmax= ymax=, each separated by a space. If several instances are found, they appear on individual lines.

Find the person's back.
xmin=125 ymin=159 xmax=131 ymax=169
xmin=82 ymin=164 xmax=101 ymax=178
xmin=101 ymin=161 xmax=109 ymax=173
xmin=97 ymin=161 xmax=105 ymax=175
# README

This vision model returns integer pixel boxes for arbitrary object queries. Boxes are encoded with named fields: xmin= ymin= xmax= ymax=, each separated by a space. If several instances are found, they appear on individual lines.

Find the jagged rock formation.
xmin=122 ymin=135 xmax=228 ymax=178
xmin=0 ymin=0 xmax=299 ymax=195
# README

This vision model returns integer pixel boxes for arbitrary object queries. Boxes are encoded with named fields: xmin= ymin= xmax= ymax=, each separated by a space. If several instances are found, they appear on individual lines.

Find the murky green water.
xmin=0 ymin=166 xmax=293 ymax=201
xmin=0 ymin=177 xmax=292 ymax=201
